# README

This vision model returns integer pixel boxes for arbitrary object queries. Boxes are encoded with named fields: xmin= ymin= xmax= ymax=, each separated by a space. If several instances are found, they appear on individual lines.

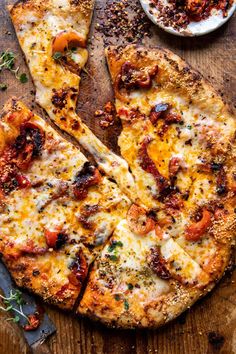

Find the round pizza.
xmin=0 ymin=0 xmax=234 ymax=330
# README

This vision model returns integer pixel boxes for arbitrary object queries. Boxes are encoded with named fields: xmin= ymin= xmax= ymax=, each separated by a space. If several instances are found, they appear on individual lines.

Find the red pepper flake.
xmin=95 ymin=0 xmax=152 ymax=46
xmin=94 ymin=101 xmax=116 ymax=129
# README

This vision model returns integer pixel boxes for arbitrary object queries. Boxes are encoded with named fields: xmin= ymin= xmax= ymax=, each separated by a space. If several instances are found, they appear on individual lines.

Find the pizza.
xmin=78 ymin=45 xmax=235 ymax=327
xmin=3 ymin=1 xmax=235 ymax=330
xmin=9 ymin=0 xmax=137 ymax=202
xmin=0 ymin=99 xmax=129 ymax=310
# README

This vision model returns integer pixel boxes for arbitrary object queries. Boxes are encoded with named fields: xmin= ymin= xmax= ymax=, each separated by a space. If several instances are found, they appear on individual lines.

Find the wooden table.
xmin=0 ymin=1 xmax=235 ymax=353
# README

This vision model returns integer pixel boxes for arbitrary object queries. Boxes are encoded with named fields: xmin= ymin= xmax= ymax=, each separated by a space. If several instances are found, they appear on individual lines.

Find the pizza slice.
xmin=78 ymin=217 xmax=211 ymax=328
xmin=78 ymin=202 xmax=234 ymax=328
xmin=0 ymin=99 xmax=130 ymax=310
xmin=9 ymin=0 xmax=137 ymax=202
xmin=105 ymin=44 xmax=236 ymax=274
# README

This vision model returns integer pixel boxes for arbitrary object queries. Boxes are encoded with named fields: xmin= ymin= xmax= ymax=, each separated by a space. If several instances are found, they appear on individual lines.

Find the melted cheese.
xmin=10 ymin=0 xmax=138 ymax=203
xmin=0 ymin=100 xmax=130 ymax=308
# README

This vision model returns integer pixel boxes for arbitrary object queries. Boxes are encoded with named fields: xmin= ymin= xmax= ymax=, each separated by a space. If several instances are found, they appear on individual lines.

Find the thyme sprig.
xmin=0 ymin=50 xmax=28 ymax=83
xmin=0 ymin=289 xmax=29 ymax=323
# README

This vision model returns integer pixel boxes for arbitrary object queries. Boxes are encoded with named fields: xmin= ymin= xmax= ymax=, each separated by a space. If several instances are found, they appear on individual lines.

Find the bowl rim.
xmin=139 ymin=0 xmax=236 ymax=37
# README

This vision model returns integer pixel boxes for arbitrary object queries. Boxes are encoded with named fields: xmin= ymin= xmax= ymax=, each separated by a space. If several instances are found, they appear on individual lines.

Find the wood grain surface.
xmin=0 ymin=1 xmax=235 ymax=353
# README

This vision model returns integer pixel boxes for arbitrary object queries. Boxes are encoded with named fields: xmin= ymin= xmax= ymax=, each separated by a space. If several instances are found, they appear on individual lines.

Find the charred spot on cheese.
xmin=52 ymin=88 xmax=69 ymax=109
xmin=77 ymin=204 xmax=100 ymax=230
xmin=150 ymin=103 xmax=182 ymax=127
xmin=216 ymin=166 xmax=228 ymax=196
xmin=150 ymin=103 xmax=169 ymax=125
xmin=68 ymin=250 xmax=88 ymax=287
xmin=52 ymin=87 xmax=78 ymax=111
xmin=14 ymin=122 xmax=45 ymax=169
xmin=44 ymin=229 xmax=68 ymax=250
xmin=164 ymin=192 xmax=184 ymax=216
xmin=197 ymin=161 xmax=228 ymax=196
xmin=148 ymin=246 xmax=171 ymax=280
xmin=73 ymin=162 xmax=101 ymax=200
xmin=169 ymin=157 xmax=184 ymax=180
xmin=138 ymin=136 xmax=170 ymax=195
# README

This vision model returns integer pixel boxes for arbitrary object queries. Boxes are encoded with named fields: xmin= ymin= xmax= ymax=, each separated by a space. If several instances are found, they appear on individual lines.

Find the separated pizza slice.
xmin=78 ymin=215 xmax=214 ymax=328
xmin=9 ymin=0 xmax=137 ymax=202
xmin=105 ymin=44 xmax=235 ymax=275
xmin=0 ymin=99 xmax=130 ymax=310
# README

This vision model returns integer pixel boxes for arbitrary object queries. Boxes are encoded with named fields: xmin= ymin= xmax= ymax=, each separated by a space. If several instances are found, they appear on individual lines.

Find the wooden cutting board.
xmin=0 ymin=1 xmax=235 ymax=353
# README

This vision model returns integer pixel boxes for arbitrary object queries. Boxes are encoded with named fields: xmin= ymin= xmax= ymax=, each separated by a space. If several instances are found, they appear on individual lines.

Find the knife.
xmin=0 ymin=261 xmax=56 ymax=353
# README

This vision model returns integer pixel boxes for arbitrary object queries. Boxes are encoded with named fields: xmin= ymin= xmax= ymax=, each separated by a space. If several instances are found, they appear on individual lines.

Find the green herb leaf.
xmin=114 ymin=294 xmax=120 ymax=301
xmin=109 ymin=255 xmax=118 ymax=262
xmin=53 ymin=52 xmax=63 ymax=60
xmin=127 ymin=283 xmax=133 ymax=290
xmin=13 ymin=315 xmax=20 ymax=323
xmin=187 ymin=125 xmax=192 ymax=130
xmin=108 ymin=240 xmax=123 ymax=253
xmin=0 ymin=290 xmax=28 ymax=324
xmin=0 ymin=83 xmax=7 ymax=91
xmin=0 ymin=51 xmax=15 ymax=71
xmin=0 ymin=84 xmax=7 ymax=91
xmin=19 ymin=73 xmax=28 ymax=84
xmin=124 ymin=299 xmax=129 ymax=311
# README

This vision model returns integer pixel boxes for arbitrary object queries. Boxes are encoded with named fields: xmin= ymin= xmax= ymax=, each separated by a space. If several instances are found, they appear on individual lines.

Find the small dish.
xmin=140 ymin=0 xmax=236 ymax=37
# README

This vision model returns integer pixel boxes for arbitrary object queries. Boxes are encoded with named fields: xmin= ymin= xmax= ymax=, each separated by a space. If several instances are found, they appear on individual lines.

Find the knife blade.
xmin=0 ymin=261 xmax=56 ymax=351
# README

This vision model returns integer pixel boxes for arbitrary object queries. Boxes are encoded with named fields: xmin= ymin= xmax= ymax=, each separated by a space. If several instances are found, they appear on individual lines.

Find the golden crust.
xmin=79 ymin=276 xmax=214 ymax=329
xmin=1 ymin=253 xmax=78 ymax=311
xmin=106 ymin=44 xmax=231 ymax=116
xmin=9 ymin=0 xmax=94 ymax=29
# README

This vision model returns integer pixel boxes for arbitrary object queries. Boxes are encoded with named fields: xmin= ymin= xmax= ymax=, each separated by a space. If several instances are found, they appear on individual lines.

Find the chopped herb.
xmin=124 ymin=299 xmax=129 ymax=311
xmin=19 ymin=73 xmax=28 ymax=84
xmin=114 ymin=294 xmax=120 ymax=301
xmin=0 ymin=51 xmax=15 ymax=71
xmin=108 ymin=240 xmax=123 ymax=253
xmin=187 ymin=125 xmax=192 ymax=130
xmin=12 ymin=315 xmax=20 ymax=323
xmin=210 ymin=163 xmax=222 ymax=172
xmin=0 ymin=50 xmax=27 ymax=82
xmin=0 ymin=290 xmax=29 ymax=324
xmin=109 ymin=254 xmax=118 ymax=261
xmin=53 ymin=52 xmax=63 ymax=60
xmin=0 ymin=83 xmax=7 ymax=91
xmin=127 ymin=283 xmax=133 ymax=290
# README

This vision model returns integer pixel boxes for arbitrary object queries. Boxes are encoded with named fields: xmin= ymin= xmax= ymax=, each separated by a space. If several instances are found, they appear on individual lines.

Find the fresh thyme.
xmin=0 ymin=289 xmax=29 ymax=323
xmin=0 ymin=50 xmax=28 ymax=83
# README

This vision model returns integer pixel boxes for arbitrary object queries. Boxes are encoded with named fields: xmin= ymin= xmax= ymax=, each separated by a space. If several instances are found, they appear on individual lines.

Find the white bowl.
xmin=140 ymin=0 xmax=236 ymax=37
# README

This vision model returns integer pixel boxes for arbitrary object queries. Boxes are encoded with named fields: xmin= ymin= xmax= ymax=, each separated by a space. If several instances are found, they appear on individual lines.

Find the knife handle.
xmin=31 ymin=341 xmax=52 ymax=354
